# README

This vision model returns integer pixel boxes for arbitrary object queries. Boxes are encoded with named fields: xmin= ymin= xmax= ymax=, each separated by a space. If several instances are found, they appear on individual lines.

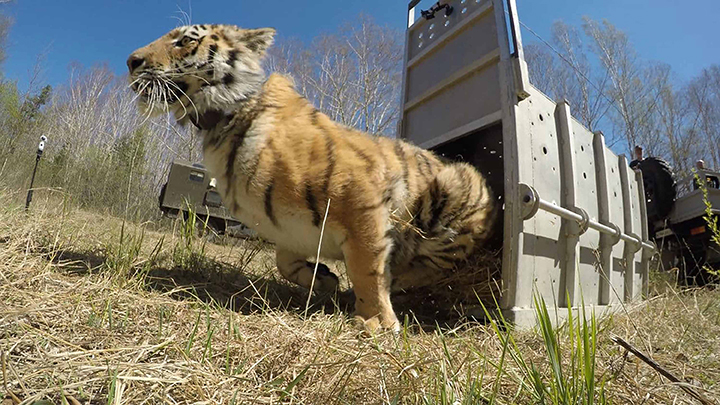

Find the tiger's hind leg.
xmin=392 ymin=162 xmax=497 ymax=290
xmin=276 ymin=248 xmax=339 ymax=292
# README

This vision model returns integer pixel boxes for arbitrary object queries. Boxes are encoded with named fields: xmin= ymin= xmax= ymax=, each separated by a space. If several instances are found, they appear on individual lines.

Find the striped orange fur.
xmin=128 ymin=24 xmax=497 ymax=332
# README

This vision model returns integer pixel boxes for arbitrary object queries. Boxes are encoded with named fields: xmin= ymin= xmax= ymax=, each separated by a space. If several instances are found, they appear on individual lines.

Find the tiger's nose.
xmin=127 ymin=54 xmax=145 ymax=73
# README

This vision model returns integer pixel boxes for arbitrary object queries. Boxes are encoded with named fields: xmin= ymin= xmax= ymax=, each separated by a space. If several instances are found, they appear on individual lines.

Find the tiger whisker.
xmin=138 ymin=79 xmax=159 ymax=126
xmin=164 ymin=72 xmax=213 ymax=87
xmin=129 ymin=81 xmax=152 ymax=104
xmin=162 ymin=79 xmax=188 ymax=118
xmin=160 ymin=79 xmax=189 ymax=121
xmin=162 ymin=77 xmax=201 ymax=122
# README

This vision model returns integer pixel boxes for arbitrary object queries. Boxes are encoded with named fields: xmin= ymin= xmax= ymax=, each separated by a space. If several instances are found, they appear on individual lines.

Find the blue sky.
xmin=1 ymin=0 xmax=718 ymax=93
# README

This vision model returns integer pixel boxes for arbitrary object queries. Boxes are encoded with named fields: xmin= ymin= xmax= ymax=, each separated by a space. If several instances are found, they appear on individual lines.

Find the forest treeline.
xmin=524 ymin=18 xmax=719 ymax=177
xmin=0 ymin=11 xmax=717 ymax=220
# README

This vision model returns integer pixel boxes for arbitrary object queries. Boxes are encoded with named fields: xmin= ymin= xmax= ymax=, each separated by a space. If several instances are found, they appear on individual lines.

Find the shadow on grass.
xmin=143 ymin=260 xmax=356 ymax=318
xmin=51 ymin=249 xmax=107 ymax=274
xmin=31 ymin=234 xmax=488 ymax=330
xmin=38 ymin=239 xmax=355 ymax=319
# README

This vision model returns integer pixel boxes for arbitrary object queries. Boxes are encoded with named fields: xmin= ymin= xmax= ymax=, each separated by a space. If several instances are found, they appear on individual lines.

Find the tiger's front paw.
xmin=353 ymin=306 xmax=400 ymax=334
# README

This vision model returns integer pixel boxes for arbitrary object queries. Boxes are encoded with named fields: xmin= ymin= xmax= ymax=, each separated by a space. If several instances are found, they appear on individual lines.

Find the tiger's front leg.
xmin=276 ymin=248 xmax=339 ymax=292
xmin=341 ymin=236 xmax=399 ymax=333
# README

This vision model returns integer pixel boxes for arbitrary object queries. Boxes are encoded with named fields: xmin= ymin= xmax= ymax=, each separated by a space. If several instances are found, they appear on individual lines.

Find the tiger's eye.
xmin=177 ymin=36 xmax=196 ymax=47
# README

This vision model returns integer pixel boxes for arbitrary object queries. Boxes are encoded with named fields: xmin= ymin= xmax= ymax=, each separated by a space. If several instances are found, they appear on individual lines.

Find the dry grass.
xmin=1 ymin=188 xmax=720 ymax=404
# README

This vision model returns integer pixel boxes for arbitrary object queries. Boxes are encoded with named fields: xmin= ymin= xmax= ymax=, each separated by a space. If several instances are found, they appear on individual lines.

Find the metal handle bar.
xmin=519 ymin=183 xmax=655 ymax=252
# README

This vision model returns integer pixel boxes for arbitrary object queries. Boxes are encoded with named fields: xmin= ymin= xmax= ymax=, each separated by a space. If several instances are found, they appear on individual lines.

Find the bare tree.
xmin=581 ymin=17 xmax=666 ymax=153
xmin=685 ymin=65 xmax=720 ymax=168
xmin=8 ymin=11 xmax=712 ymax=221
xmin=524 ymin=21 xmax=610 ymax=131
xmin=524 ymin=16 xmax=720 ymax=175
xmin=524 ymin=42 xmax=558 ymax=95
xmin=267 ymin=15 xmax=403 ymax=136
xmin=0 ymin=11 xmax=11 ymax=66
xmin=551 ymin=21 xmax=610 ymax=131
xmin=648 ymin=63 xmax=698 ymax=175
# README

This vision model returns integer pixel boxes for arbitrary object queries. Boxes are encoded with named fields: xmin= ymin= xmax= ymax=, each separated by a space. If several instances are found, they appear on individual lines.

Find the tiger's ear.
xmin=225 ymin=26 xmax=276 ymax=55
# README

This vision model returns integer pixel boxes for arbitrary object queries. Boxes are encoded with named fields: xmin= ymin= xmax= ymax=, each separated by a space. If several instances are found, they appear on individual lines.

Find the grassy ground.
xmin=1 ymin=188 xmax=719 ymax=404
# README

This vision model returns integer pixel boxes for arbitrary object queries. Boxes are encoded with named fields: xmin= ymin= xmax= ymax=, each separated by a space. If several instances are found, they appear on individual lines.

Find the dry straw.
xmin=0 ymin=191 xmax=719 ymax=404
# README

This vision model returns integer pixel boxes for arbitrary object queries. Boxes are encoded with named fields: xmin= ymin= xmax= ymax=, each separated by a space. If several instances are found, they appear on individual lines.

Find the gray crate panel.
xmin=603 ymin=147 xmax=627 ymax=304
xmin=400 ymin=0 xmax=652 ymax=329
xmin=404 ymin=64 xmax=501 ymax=146
xmin=406 ymin=3 xmax=497 ymax=101
xmin=516 ymin=87 xmax=563 ymax=308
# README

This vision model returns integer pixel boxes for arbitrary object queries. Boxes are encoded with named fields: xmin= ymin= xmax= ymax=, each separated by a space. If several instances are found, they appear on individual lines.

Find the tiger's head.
xmin=127 ymin=24 xmax=275 ymax=126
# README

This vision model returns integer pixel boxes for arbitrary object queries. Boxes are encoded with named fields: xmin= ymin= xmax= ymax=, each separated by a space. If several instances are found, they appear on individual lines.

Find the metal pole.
xmin=25 ymin=135 xmax=47 ymax=212
xmin=25 ymin=155 xmax=41 ymax=211
xmin=520 ymin=183 xmax=655 ymax=252
xmin=536 ymin=197 xmax=654 ymax=251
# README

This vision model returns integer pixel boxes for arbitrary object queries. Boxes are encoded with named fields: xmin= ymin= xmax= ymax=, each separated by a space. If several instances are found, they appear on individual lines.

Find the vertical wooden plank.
xmin=568 ymin=117 xmax=600 ymax=305
xmin=633 ymin=170 xmax=649 ymax=298
xmin=399 ymin=8 xmax=413 ymax=140
xmin=593 ymin=131 xmax=612 ymax=305
xmin=618 ymin=155 xmax=635 ymax=301
xmin=492 ymin=0 xmax=523 ymax=312
xmin=604 ymin=148 xmax=626 ymax=304
xmin=518 ymin=91 xmax=564 ymax=309
xmin=504 ymin=0 xmax=531 ymax=99
xmin=554 ymin=100 xmax=579 ymax=307
xmin=636 ymin=169 xmax=651 ymax=298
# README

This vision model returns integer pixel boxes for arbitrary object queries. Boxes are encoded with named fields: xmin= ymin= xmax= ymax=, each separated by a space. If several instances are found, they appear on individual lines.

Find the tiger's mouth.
xmin=130 ymin=81 xmax=151 ymax=101
xmin=129 ymin=72 xmax=188 ymax=114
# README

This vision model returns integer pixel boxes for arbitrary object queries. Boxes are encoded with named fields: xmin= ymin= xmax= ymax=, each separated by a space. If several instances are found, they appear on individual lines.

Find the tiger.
xmin=127 ymin=24 xmax=497 ymax=332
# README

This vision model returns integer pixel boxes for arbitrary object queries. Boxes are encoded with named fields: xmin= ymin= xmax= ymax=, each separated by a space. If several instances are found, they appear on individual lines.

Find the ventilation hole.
xmin=611 ymin=168 xmax=615 ymax=173
xmin=614 ymin=192 xmax=617 ymax=197
xmin=583 ymin=172 xmax=587 ymax=179
xmin=581 ymin=145 xmax=584 ymax=152
xmin=533 ymin=157 xmax=537 ymax=161
xmin=539 ymin=114 xmax=544 ymax=121
xmin=542 ymin=146 xmax=548 ymax=155
xmin=552 ymin=167 xmax=556 ymax=172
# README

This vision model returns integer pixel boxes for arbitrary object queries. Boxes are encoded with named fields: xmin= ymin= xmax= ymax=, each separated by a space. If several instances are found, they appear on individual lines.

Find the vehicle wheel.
xmin=637 ymin=157 xmax=676 ymax=223
xmin=207 ymin=217 xmax=227 ymax=235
